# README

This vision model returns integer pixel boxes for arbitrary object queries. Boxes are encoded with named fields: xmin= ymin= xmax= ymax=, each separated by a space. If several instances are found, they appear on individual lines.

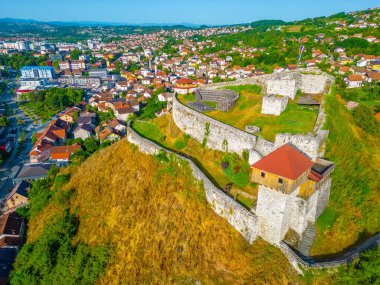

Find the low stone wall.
xmin=127 ymin=124 xmax=259 ymax=243
xmin=173 ymin=94 xmax=258 ymax=155
xmin=280 ymin=232 xmax=380 ymax=269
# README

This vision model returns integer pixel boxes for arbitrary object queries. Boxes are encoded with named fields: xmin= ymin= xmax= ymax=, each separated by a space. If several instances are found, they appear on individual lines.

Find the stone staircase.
xmin=298 ymin=222 xmax=317 ymax=256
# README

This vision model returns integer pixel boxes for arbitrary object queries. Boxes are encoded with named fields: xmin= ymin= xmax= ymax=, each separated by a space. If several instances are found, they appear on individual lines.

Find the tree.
xmin=72 ymin=110 xmax=80 ymax=122
xmin=352 ymin=105 xmax=379 ymax=134
xmin=0 ymin=116 xmax=9 ymax=127
xmin=10 ymin=211 xmax=109 ymax=285
xmin=336 ymin=247 xmax=380 ymax=284
xmin=83 ymin=138 xmax=99 ymax=154
xmin=52 ymin=60 xmax=59 ymax=69
xmin=70 ymin=50 xmax=81 ymax=60
xmin=31 ymin=132 xmax=38 ymax=144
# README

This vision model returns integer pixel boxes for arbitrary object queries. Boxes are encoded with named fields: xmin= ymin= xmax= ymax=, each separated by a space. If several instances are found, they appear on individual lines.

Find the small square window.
xmin=261 ymin=172 xmax=265 ymax=178
xmin=278 ymin=178 xmax=283 ymax=184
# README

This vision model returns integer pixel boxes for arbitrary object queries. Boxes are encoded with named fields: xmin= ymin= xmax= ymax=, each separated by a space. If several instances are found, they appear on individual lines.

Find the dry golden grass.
xmin=45 ymin=140 xmax=298 ymax=284
xmin=134 ymin=115 xmax=258 ymax=207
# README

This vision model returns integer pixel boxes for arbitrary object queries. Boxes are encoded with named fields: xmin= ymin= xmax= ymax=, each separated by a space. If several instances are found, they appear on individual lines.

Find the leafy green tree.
xmin=10 ymin=211 xmax=109 ymax=285
xmin=0 ymin=116 xmax=10 ymax=127
xmin=336 ymin=247 xmax=380 ymax=284
xmin=352 ymin=105 xmax=379 ymax=134
xmin=31 ymin=132 xmax=38 ymax=144
xmin=52 ymin=60 xmax=59 ymax=69
xmin=83 ymin=138 xmax=100 ymax=154
xmin=70 ymin=50 xmax=82 ymax=60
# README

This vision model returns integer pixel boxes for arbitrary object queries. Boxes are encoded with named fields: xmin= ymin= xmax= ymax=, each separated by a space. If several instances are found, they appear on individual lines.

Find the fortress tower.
xmin=251 ymin=144 xmax=334 ymax=251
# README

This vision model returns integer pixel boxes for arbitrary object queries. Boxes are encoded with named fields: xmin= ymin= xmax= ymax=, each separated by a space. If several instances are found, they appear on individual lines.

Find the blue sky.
xmin=1 ymin=0 xmax=379 ymax=25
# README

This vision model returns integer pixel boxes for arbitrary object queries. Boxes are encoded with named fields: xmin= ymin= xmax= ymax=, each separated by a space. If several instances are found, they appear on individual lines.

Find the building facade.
xmin=88 ymin=69 xmax=109 ymax=79
xmin=20 ymin=66 xmax=54 ymax=79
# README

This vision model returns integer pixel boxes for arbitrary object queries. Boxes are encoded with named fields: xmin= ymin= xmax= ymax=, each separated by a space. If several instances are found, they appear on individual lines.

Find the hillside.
xmin=13 ymin=140 xmax=299 ymax=284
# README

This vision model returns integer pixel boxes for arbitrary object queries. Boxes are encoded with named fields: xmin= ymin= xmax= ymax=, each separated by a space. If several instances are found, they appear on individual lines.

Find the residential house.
xmin=6 ymin=181 xmax=30 ymax=213
xmin=345 ymin=74 xmax=364 ymax=88
xmin=73 ymin=124 xmax=94 ymax=140
xmin=173 ymin=78 xmax=198 ymax=94
xmin=365 ymin=71 xmax=380 ymax=83
xmin=108 ymin=119 xmax=126 ymax=134
xmin=96 ymin=126 xmax=122 ymax=142
xmin=59 ymin=107 xmax=80 ymax=124
xmin=0 ymin=212 xmax=25 ymax=248
xmin=29 ymin=119 xmax=68 ymax=163
xmin=50 ymin=144 xmax=81 ymax=163
xmin=14 ymin=163 xmax=53 ymax=183
xmin=338 ymin=66 xmax=353 ymax=75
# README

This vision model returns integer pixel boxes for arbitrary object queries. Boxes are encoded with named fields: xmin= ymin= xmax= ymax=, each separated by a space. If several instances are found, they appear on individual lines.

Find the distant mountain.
xmin=0 ymin=18 xmax=202 ymax=28
xmin=250 ymin=19 xmax=288 ymax=27
xmin=0 ymin=17 xmax=289 ymax=29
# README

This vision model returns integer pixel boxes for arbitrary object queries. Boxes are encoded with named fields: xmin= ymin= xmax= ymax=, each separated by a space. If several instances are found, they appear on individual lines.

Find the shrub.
xmin=221 ymin=153 xmax=250 ymax=188
xmin=352 ymin=105 xmax=379 ymax=134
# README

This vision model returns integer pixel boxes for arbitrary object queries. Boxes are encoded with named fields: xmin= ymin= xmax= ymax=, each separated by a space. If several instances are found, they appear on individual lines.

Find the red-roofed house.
xmin=251 ymin=144 xmax=334 ymax=246
xmin=251 ymin=144 xmax=314 ymax=193
xmin=50 ymin=144 xmax=81 ymax=162
xmin=173 ymin=78 xmax=198 ymax=94
xmin=345 ymin=74 xmax=363 ymax=88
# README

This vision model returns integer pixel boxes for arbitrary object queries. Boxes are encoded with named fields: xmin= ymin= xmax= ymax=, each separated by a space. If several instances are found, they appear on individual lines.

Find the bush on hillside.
xmin=352 ymin=105 xmax=379 ymax=134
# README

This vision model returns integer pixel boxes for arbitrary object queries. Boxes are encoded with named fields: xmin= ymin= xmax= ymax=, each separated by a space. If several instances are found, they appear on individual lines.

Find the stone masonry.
xmin=172 ymin=94 xmax=258 ymax=155
xmin=261 ymin=95 xmax=289 ymax=115
xmin=267 ymin=79 xmax=297 ymax=99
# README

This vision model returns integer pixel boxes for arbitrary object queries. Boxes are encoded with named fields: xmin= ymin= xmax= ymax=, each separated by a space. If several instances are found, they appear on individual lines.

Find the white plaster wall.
xmin=254 ymin=137 xmax=275 ymax=156
xmin=308 ymin=178 xmax=332 ymax=223
xmin=300 ymin=74 xmax=328 ymax=94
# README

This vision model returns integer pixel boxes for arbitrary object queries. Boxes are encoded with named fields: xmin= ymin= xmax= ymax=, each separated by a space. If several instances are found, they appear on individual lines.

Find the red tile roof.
xmin=251 ymin=144 xmax=314 ymax=180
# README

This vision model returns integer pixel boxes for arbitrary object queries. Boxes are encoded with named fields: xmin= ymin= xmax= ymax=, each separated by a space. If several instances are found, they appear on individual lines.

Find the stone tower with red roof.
xmin=251 ymin=143 xmax=334 ymax=251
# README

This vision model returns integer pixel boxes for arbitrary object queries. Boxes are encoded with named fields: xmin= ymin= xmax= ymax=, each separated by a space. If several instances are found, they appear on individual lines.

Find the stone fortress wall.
xmin=267 ymin=79 xmax=297 ymax=99
xmin=172 ymin=95 xmax=260 ymax=155
xmin=174 ymin=70 xmax=334 ymax=160
xmin=127 ymin=124 xmax=259 ymax=243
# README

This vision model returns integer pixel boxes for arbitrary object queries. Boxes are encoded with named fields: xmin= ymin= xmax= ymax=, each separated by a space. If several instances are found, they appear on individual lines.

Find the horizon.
xmin=0 ymin=0 xmax=379 ymax=26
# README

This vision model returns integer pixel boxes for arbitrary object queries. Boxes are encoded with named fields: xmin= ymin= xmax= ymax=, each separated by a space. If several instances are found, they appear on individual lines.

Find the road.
xmin=0 ymin=78 xmax=49 ymax=201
